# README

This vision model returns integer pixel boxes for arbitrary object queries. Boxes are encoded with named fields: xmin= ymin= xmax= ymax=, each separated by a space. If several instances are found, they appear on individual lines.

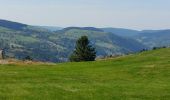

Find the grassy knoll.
xmin=0 ymin=48 xmax=170 ymax=100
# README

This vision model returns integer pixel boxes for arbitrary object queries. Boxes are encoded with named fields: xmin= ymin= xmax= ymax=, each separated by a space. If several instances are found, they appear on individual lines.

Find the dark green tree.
xmin=69 ymin=36 xmax=96 ymax=62
xmin=24 ymin=56 xmax=33 ymax=61
xmin=2 ymin=49 xmax=5 ymax=59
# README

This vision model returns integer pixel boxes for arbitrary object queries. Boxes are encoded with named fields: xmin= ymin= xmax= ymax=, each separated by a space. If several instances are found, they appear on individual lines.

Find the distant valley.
xmin=0 ymin=19 xmax=170 ymax=62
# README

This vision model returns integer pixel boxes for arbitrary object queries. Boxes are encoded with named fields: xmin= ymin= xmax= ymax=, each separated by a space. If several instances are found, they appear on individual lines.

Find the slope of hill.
xmin=135 ymin=30 xmax=170 ymax=48
xmin=0 ymin=20 xmax=146 ymax=62
xmin=0 ymin=20 xmax=63 ymax=62
xmin=36 ymin=26 xmax=63 ymax=31
xmin=0 ymin=19 xmax=27 ymax=30
xmin=51 ymin=28 xmax=146 ymax=56
xmin=101 ymin=28 xmax=140 ymax=37
xmin=62 ymin=27 xmax=104 ymax=32
xmin=101 ymin=28 xmax=170 ymax=48
xmin=0 ymin=48 xmax=170 ymax=99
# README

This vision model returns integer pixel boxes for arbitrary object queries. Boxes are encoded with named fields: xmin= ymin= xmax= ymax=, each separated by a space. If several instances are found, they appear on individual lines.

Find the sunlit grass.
xmin=0 ymin=48 xmax=170 ymax=100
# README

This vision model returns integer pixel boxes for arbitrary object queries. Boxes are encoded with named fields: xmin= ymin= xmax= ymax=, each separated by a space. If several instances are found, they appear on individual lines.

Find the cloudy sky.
xmin=0 ymin=0 xmax=170 ymax=30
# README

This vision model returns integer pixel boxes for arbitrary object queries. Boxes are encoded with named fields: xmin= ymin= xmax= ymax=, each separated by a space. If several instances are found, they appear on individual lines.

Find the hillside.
xmin=135 ymin=30 xmax=170 ymax=48
xmin=0 ymin=48 xmax=170 ymax=100
xmin=0 ymin=19 xmax=170 ymax=62
xmin=0 ymin=19 xmax=27 ymax=30
xmin=52 ymin=27 xmax=146 ymax=56
xmin=101 ymin=28 xmax=170 ymax=48
xmin=0 ymin=20 xmax=146 ymax=62
xmin=101 ymin=28 xmax=140 ymax=37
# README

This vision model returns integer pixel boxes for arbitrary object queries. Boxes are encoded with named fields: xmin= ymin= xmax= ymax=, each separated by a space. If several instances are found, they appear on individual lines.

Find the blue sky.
xmin=0 ymin=0 xmax=170 ymax=30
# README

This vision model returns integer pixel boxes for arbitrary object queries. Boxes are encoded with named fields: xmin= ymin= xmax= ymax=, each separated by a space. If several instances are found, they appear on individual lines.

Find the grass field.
xmin=0 ymin=48 xmax=170 ymax=100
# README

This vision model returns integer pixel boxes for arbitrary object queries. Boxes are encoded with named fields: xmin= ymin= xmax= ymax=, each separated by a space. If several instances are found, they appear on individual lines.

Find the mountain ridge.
xmin=0 ymin=19 xmax=169 ymax=62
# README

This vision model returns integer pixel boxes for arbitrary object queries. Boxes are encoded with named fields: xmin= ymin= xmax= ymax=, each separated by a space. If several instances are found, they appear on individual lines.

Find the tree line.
xmin=1 ymin=36 xmax=97 ymax=62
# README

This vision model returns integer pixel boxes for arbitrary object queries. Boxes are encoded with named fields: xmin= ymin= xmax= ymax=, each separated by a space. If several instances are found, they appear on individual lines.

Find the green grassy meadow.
xmin=0 ymin=48 xmax=170 ymax=100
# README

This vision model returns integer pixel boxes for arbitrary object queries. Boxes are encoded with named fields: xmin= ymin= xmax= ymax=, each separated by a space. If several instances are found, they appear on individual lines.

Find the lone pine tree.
xmin=69 ymin=36 xmax=96 ymax=62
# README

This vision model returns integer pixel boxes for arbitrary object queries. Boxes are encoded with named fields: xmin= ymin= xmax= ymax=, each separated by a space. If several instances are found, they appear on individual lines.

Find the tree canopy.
xmin=69 ymin=36 xmax=96 ymax=62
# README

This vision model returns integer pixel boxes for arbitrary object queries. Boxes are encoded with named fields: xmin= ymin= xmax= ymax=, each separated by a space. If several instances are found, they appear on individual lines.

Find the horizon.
xmin=0 ymin=0 xmax=170 ymax=30
xmin=1 ymin=19 xmax=170 ymax=31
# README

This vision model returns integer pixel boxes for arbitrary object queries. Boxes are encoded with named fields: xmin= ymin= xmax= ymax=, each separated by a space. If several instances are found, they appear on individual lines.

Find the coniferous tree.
xmin=2 ymin=49 xmax=5 ymax=59
xmin=24 ymin=56 xmax=33 ymax=61
xmin=69 ymin=36 xmax=96 ymax=62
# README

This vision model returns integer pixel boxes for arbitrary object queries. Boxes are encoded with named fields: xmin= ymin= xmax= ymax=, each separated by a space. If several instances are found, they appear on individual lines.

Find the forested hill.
xmin=0 ymin=19 xmax=27 ymax=30
xmin=101 ymin=28 xmax=170 ymax=48
xmin=0 ymin=19 xmax=165 ymax=62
